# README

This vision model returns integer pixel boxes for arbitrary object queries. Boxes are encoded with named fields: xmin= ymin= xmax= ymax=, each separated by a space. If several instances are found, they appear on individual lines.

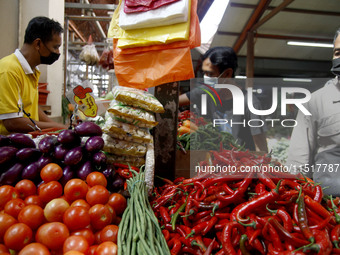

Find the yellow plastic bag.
xmin=108 ymin=0 xmax=191 ymax=48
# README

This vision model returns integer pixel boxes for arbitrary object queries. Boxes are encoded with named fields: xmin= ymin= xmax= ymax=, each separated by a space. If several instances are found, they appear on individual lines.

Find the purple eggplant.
xmin=0 ymin=163 xmax=24 ymax=185
xmin=102 ymin=165 xmax=114 ymax=179
xmin=8 ymin=133 xmax=36 ymax=148
xmin=77 ymin=161 xmax=93 ymax=180
xmin=92 ymin=151 xmax=107 ymax=167
xmin=111 ymin=174 xmax=125 ymax=192
xmin=54 ymin=144 xmax=69 ymax=160
xmin=38 ymin=136 xmax=58 ymax=154
xmin=0 ymin=146 xmax=18 ymax=165
xmin=74 ymin=122 xmax=102 ymax=137
xmin=64 ymin=146 xmax=83 ymax=165
xmin=0 ymin=135 xmax=11 ymax=147
xmin=85 ymin=136 xmax=104 ymax=153
xmin=36 ymin=155 xmax=53 ymax=170
xmin=57 ymin=129 xmax=81 ymax=147
xmin=21 ymin=162 xmax=40 ymax=180
xmin=59 ymin=165 xmax=75 ymax=186
xmin=16 ymin=148 xmax=41 ymax=163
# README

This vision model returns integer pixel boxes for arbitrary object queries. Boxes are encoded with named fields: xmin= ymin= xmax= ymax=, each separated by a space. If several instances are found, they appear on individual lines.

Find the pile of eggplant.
xmin=0 ymin=122 xmax=123 ymax=192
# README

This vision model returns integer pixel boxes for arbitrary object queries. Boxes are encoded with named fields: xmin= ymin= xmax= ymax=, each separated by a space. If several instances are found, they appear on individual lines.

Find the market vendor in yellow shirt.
xmin=0 ymin=16 xmax=67 ymax=135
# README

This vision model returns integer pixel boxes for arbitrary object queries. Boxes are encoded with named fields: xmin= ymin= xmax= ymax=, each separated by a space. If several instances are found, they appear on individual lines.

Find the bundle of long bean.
xmin=118 ymin=170 xmax=170 ymax=255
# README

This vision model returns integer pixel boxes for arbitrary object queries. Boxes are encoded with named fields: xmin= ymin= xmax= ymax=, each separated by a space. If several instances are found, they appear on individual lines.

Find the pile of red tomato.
xmin=0 ymin=163 xmax=127 ymax=255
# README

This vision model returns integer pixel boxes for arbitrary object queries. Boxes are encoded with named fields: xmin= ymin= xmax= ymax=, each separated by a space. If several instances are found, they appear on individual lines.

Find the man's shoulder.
xmin=0 ymin=53 xmax=20 ymax=71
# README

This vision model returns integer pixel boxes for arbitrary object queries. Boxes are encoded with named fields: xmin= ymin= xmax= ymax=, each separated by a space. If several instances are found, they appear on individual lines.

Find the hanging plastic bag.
xmin=99 ymin=48 xmax=114 ymax=70
xmin=79 ymin=36 xmax=100 ymax=65
xmin=119 ymin=0 xmax=188 ymax=30
xmin=108 ymin=0 xmax=191 ymax=48
xmin=109 ymin=0 xmax=200 ymax=88
xmin=124 ymin=0 xmax=180 ymax=13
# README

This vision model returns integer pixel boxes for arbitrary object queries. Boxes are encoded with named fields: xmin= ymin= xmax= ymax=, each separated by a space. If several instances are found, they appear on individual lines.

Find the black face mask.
xmin=39 ymin=42 xmax=60 ymax=65
xmin=331 ymin=58 xmax=340 ymax=76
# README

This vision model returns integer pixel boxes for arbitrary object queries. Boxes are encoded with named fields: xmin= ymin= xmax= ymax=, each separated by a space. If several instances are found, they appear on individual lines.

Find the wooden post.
xmin=153 ymin=82 xmax=179 ymax=184
xmin=246 ymin=31 xmax=255 ymax=88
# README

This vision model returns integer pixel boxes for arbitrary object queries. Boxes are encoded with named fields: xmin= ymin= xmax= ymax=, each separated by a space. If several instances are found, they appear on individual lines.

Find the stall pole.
xmin=154 ymin=82 xmax=179 ymax=184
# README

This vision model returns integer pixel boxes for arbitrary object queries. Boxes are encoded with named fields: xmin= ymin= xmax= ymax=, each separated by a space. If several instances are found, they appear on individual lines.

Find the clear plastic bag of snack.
xmin=103 ymin=114 xmax=152 ymax=144
xmin=112 ymin=86 xmax=164 ymax=113
xmin=106 ymin=153 xmax=145 ymax=168
xmin=102 ymin=133 xmax=146 ymax=157
xmin=107 ymin=100 xmax=158 ymax=128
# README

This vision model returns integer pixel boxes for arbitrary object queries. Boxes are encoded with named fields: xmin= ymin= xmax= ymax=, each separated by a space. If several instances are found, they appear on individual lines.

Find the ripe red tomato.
xmin=63 ymin=235 xmax=89 ymax=254
xmin=0 ymin=185 xmax=18 ymax=209
xmin=38 ymin=181 xmax=63 ymax=203
xmin=4 ymin=198 xmax=25 ymax=218
xmin=63 ymin=206 xmax=91 ymax=231
xmin=35 ymin=222 xmax=70 ymax=250
xmin=89 ymin=204 xmax=113 ymax=230
xmin=41 ymin=163 xmax=63 ymax=182
xmin=0 ymin=244 xmax=9 ymax=253
xmin=24 ymin=195 xmax=44 ymax=207
xmin=0 ymin=212 xmax=17 ymax=242
xmin=72 ymin=228 xmax=95 ymax=246
xmin=71 ymin=199 xmax=91 ymax=210
xmin=64 ymin=179 xmax=88 ymax=202
xmin=100 ymin=225 xmax=119 ymax=244
xmin=107 ymin=193 xmax=127 ymax=216
xmin=15 ymin=179 xmax=37 ymax=199
xmin=95 ymin=241 xmax=117 ymax=255
xmin=44 ymin=198 xmax=70 ymax=222
xmin=64 ymin=251 xmax=85 ymax=255
xmin=86 ymin=172 xmax=107 ymax=188
xmin=18 ymin=204 xmax=45 ymax=230
xmin=18 ymin=242 xmax=50 ymax=255
xmin=4 ymin=223 xmax=33 ymax=251
xmin=88 ymin=245 xmax=98 ymax=255
xmin=86 ymin=185 xmax=109 ymax=206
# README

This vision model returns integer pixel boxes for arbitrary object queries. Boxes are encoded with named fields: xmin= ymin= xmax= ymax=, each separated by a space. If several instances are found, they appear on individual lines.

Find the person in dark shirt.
xmin=179 ymin=47 xmax=268 ymax=151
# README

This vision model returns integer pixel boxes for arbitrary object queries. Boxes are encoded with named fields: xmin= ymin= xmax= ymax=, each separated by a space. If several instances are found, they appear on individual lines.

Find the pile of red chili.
xmin=150 ymin=149 xmax=340 ymax=255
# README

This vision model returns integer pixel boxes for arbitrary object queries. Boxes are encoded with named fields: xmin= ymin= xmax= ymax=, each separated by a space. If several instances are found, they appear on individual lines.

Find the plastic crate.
xmin=38 ymin=89 xmax=50 ymax=105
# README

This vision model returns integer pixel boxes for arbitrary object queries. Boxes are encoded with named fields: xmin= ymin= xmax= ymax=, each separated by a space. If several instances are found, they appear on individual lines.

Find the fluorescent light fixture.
xmin=287 ymin=41 xmax=333 ymax=48
xmin=283 ymin=78 xmax=312 ymax=83
xmin=235 ymin=75 xmax=247 ymax=79
xmin=200 ymin=0 xmax=229 ymax=44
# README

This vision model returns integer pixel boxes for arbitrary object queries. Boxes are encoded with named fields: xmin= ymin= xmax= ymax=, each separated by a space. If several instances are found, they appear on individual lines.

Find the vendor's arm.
xmin=252 ymin=132 xmax=268 ymax=152
xmin=3 ymin=116 xmax=67 ymax=133
xmin=179 ymin=93 xmax=190 ymax=107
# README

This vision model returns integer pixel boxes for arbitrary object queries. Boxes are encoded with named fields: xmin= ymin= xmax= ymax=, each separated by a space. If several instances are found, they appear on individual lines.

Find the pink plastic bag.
xmin=124 ymin=0 xmax=180 ymax=13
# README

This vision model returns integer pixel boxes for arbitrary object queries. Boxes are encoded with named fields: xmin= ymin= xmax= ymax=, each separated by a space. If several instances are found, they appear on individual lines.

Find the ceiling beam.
xmin=233 ymin=0 xmax=272 ymax=53
xmin=65 ymin=2 xmax=116 ymax=11
xmin=251 ymin=0 xmax=294 ymax=31
xmin=217 ymin=31 xmax=333 ymax=42
xmin=230 ymin=2 xmax=340 ymax=17
xmin=68 ymin=20 xmax=86 ymax=42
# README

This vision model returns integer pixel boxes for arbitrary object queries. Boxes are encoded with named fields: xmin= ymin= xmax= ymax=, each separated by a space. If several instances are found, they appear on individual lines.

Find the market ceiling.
xmin=65 ymin=0 xmax=340 ymax=78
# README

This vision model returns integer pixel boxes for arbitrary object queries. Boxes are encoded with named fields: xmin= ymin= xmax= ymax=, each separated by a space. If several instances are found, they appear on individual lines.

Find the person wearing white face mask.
xmin=0 ymin=16 xmax=68 ymax=134
xmin=286 ymin=28 xmax=340 ymax=196
xmin=179 ymin=47 xmax=268 ymax=152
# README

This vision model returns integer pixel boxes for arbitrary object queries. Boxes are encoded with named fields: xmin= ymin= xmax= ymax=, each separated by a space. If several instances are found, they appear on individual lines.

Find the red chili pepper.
xmin=215 ymin=212 xmax=230 ymax=219
xmin=117 ymin=168 xmax=131 ymax=179
xmin=331 ymin=224 xmax=340 ymax=248
xmin=203 ymin=238 xmax=217 ymax=255
xmin=296 ymin=192 xmax=314 ymax=243
xmin=221 ymin=222 xmax=245 ymax=255
xmin=192 ymin=210 xmax=212 ymax=221
xmin=268 ymin=218 xmax=309 ymax=247
xmin=192 ymin=236 xmax=207 ymax=253
xmin=215 ymin=219 xmax=229 ymax=231
xmin=313 ymin=185 xmax=323 ymax=203
xmin=305 ymin=196 xmax=330 ymax=218
xmin=181 ymin=246 xmax=203 ymax=255
xmin=186 ymin=221 xmax=210 ymax=238
xmin=160 ymin=206 xmax=171 ymax=223
xmin=266 ymin=206 xmax=293 ymax=233
xmin=230 ymin=180 xmax=281 ymax=223
xmin=201 ymin=216 xmax=218 ymax=236
xmin=332 ymin=248 xmax=340 ymax=254
xmin=281 ymin=179 xmax=301 ymax=190
xmin=194 ymin=181 xmax=207 ymax=201
xmin=193 ymin=215 xmax=212 ymax=226
xmin=167 ymin=237 xmax=182 ymax=255
xmin=113 ymin=162 xmax=139 ymax=171
xmin=302 ymin=229 xmax=332 ymax=255
xmin=162 ymin=229 xmax=170 ymax=241
xmin=262 ymin=220 xmax=283 ymax=251
xmin=257 ymin=172 xmax=277 ymax=190
xmin=255 ymin=182 xmax=267 ymax=196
